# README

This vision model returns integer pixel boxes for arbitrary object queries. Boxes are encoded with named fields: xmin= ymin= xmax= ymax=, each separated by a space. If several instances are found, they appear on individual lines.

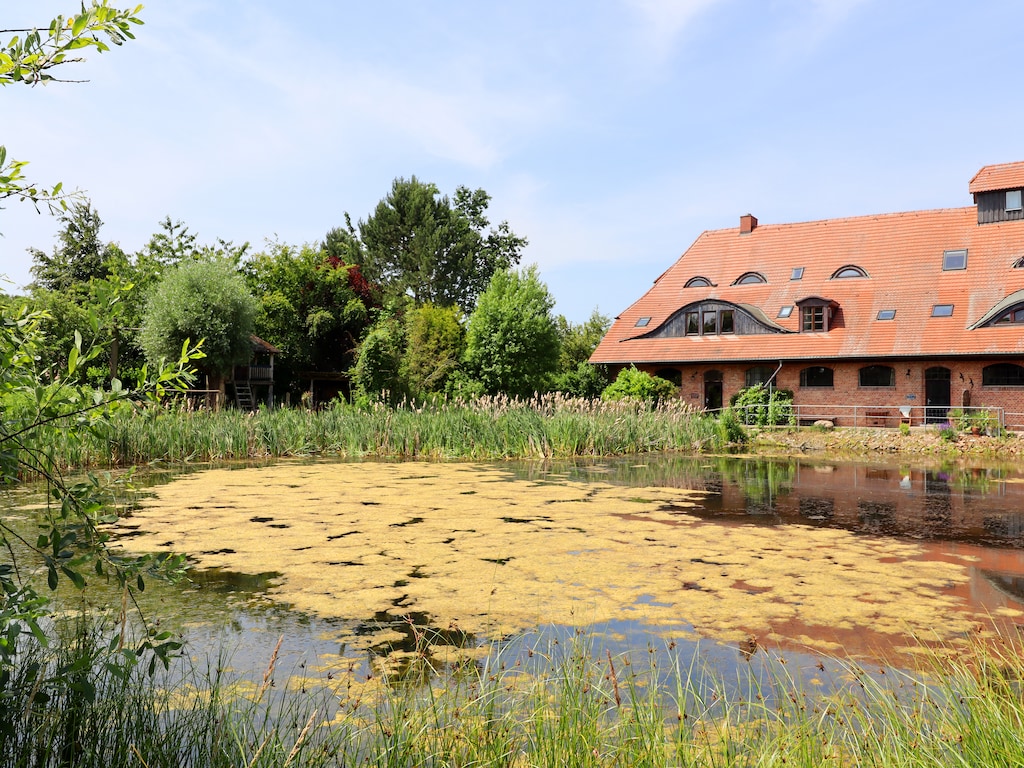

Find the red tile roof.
xmin=591 ymin=204 xmax=1024 ymax=366
xmin=969 ymin=161 xmax=1024 ymax=194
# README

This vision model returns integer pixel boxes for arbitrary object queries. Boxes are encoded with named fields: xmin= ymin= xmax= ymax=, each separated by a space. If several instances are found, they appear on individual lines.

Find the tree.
xmin=356 ymin=177 xmax=527 ymax=311
xmin=242 ymin=241 xmax=377 ymax=398
xmin=463 ymin=265 xmax=560 ymax=397
xmin=402 ymin=303 xmax=465 ymax=398
xmin=140 ymin=259 xmax=257 ymax=402
xmin=553 ymin=309 xmax=611 ymax=397
xmin=28 ymin=201 xmax=122 ymax=292
xmin=0 ymin=3 xmax=144 ymax=223
xmin=351 ymin=314 xmax=406 ymax=404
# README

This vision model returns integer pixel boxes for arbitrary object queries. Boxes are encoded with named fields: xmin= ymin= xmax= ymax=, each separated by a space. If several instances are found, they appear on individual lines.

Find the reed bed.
xmin=5 ymin=623 xmax=1024 ymax=767
xmin=21 ymin=394 xmax=726 ymax=473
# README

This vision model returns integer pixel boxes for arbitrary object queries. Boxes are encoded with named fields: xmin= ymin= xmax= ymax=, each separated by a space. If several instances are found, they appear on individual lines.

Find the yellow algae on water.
xmin=114 ymin=462 xmax=980 ymax=654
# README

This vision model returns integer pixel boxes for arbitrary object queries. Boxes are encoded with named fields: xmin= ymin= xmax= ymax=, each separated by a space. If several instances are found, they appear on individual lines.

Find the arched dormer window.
xmin=983 ymin=363 xmax=1024 ymax=386
xmin=733 ymin=271 xmax=767 ymax=285
xmin=831 ymin=265 xmax=868 ymax=279
xmin=685 ymin=276 xmax=712 ymax=288
xmin=991 ymin=304 xmax=1024 ymax=325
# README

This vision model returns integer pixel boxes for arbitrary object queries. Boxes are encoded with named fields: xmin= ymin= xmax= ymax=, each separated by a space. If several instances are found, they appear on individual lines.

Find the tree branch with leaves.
xmin=0 ymin=3 xmax=143 ymax=221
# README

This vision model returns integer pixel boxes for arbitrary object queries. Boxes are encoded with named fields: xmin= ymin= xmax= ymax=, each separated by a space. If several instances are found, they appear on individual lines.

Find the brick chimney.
xmin=740 ymin=213 xmax=758 ymax=234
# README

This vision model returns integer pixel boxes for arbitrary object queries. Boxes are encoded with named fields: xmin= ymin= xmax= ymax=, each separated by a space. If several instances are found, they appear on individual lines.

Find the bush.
xmin=718 ymin=407 xmax=748 ymax=445
xmin=600 ymin=367 xmax=677 ymax=404
xmin=730 ymin=385 xmax=794 ymax=426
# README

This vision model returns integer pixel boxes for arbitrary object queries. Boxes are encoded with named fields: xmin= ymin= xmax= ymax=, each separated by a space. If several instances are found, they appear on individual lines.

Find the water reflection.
xmin=520 ymin=455 xmax=1024 ymax=547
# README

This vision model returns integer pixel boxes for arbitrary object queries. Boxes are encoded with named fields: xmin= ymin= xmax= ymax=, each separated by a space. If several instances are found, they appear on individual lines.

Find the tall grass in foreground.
xmin=5 ymin=624 xmax=1024 ymax=767
xmin=25 ymin=394 xmax=727 ymax=472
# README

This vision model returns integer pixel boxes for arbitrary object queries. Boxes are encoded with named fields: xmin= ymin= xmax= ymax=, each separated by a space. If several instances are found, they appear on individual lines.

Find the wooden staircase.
xmin=235 ymin=382 xmax=255 ymax=411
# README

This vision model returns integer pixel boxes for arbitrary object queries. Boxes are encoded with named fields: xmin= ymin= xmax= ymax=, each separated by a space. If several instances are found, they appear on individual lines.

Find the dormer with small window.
xmin=970 ymin=161 xmax=1024 ymax=224
xmin=795 ymin=296 xmax=838 ymax=333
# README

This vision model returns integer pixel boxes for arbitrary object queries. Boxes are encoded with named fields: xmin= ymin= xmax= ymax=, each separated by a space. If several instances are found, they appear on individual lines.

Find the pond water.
xmin=8 ymin=453 xmax=1024 ymax=693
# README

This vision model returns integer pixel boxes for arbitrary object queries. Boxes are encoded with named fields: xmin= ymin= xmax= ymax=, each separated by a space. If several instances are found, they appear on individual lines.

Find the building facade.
xmin=590 ymin=162 xmax=1024 ymax=428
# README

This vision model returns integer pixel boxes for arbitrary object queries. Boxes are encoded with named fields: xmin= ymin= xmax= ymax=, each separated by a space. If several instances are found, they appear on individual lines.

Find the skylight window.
xmin=634 ymin=317 xmax=651 ymax=327
xmin=876 ymin=309 xmax=896 ymax=320
xmin=1008 ymin=190 xmax=1023 ymax=212
xmin=791 ymin=267 xmax=804 ymax=280
xmin=778 ymin=306 xmax=793 ymax=318
xmin=942 ymin=249 xmax=967 ymax=271
xmin=932 ymin=304 xmax=954 ymax=317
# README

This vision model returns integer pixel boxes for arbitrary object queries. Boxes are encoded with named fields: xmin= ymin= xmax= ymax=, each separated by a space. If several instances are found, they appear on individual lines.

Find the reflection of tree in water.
xmin=799 ymin=496 xmax=834 ymax=520
xmin=857 ymin=500 xmax=896 ymax=534
xmin=923 ymin=471 xmax=952 ymax=531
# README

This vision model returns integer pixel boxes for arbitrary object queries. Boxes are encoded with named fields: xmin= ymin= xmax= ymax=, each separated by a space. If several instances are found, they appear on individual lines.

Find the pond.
xmin=10 ymin=453 xmax=1024 ymax=690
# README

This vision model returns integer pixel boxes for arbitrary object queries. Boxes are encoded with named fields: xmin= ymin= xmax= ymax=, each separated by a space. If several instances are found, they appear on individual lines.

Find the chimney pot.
xmin=740 ymin=213 xmax=758 ymax=234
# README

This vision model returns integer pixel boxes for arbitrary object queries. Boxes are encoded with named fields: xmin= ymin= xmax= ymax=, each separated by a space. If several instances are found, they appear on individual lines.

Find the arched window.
xmin=983 ymin=363 xmax=1024 ymax=386
xmin=992 ymin=305 xmax=1024 ymax=325
xmin=859 ymin=365 xmax=895 ymax=387
xmin=831 ymin=265 xmax=868 ymax=279
xmin=745 ymin=365 xmax=776 ymax=388
xmin=685 ymin=276 xmax=712 ymax=288
xmin=733 ymin=272 xmax=767 ymax=285
xmin=800 ymin=366 xmax=834 ymax=388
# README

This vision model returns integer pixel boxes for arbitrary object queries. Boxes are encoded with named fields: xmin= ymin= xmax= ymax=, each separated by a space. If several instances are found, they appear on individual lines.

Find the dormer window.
xmin=733 ymin=272 xmax=767 ymax=285
xmin=831 ymin=265 xmax=867 ymax=279
xmin=1008 ymin=190 xmax=1023 ymax=212
xmin=802 ymin=306 xmax=825 ymax=331
xmin=685 ymin=276 xmax=712 ymax=288
xmin=942 ymin=249 xmax=967 ymax=271
xmin=796 ymin=296 xmax=837 ymax=332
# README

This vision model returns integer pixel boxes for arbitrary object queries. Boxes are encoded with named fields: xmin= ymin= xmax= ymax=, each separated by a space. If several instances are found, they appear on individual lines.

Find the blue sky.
xmin=3 ymin=0 xmax=1024 ymax=323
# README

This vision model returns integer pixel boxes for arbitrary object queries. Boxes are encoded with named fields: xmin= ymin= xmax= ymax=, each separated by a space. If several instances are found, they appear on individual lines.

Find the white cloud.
xmin=622 ymin=0 xmax=727 ymax=59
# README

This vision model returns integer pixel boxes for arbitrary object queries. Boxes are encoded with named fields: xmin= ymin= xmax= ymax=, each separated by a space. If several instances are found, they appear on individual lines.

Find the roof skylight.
xmin=932 ymin=304 xmax=954 ymax=317
xmin=942 ymin=249 xmax=967 ymax=271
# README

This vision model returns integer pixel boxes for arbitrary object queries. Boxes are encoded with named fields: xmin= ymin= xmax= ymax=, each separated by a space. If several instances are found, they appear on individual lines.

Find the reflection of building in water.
xmin=700 ymin=460 xmax=1021 ymax=546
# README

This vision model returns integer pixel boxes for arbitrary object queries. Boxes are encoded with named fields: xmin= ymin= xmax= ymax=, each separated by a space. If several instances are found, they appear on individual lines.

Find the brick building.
xmin=590 ymin=162 xmax=1024 ymax=428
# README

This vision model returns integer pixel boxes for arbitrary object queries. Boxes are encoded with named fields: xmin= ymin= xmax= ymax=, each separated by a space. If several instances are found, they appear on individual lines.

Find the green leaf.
xmin=47 ymin=567 xmax=57 ymax=591
xmin=136 ymin=573 xmax=145 ymax=592
xmin=60 ymin=565 xmax=86 ymax=589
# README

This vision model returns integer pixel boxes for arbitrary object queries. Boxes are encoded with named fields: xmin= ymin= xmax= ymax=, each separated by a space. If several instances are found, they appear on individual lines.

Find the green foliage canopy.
xmin=357 ymin=177 xmax=527 ymax=311
xmin=463 ymin=265 xmax=560 ymax=397
xmin=601 ymin=367 xmax=677 ymax=403
xmin=140 ymin=259 xmax=257 ymax=380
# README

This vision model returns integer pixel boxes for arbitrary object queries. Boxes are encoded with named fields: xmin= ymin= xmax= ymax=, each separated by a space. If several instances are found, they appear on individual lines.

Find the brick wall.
xmin=631 ymin=358 xmax=1024 ymax=428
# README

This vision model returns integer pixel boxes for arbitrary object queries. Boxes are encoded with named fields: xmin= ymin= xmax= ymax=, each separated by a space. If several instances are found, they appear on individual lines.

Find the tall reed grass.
xmin=5 ymin=621 xmax=1024 ymax=767
xmin=20 ymin=394 xmax=727 ymax=474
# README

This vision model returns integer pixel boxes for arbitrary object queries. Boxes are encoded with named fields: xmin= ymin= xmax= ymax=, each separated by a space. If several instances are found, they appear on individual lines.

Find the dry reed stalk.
xmin=256 ymin=635 xmax=283 ymax=702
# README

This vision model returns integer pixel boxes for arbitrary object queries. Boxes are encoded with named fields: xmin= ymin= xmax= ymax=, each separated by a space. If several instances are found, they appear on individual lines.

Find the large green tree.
xmin=356 ymin=177 xmax=527 ymax=312
xmin=463 ymin=265 xmax=560 ymax=397
xmin=140 ymin=259 xmax=258 ymax=401
xmin=28 ymin=201 xmax=123 ymax=292
xmin=242 ymin=241 xmax=377 ymax=397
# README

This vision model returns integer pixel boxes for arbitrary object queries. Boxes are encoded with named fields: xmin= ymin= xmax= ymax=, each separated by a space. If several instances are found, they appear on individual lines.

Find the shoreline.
xmin=749 ymin=425 xmax=1024 ymax=465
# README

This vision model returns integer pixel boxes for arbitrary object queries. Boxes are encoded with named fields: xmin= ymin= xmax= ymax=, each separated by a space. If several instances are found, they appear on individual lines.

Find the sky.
xmin=4 ymin=0 xmax=1024 ymax=323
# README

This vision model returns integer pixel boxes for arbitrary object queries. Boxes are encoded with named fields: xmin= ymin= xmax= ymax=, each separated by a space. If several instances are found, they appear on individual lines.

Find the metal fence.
xmin=732 ymin=403 xmax=1009 ymax=430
